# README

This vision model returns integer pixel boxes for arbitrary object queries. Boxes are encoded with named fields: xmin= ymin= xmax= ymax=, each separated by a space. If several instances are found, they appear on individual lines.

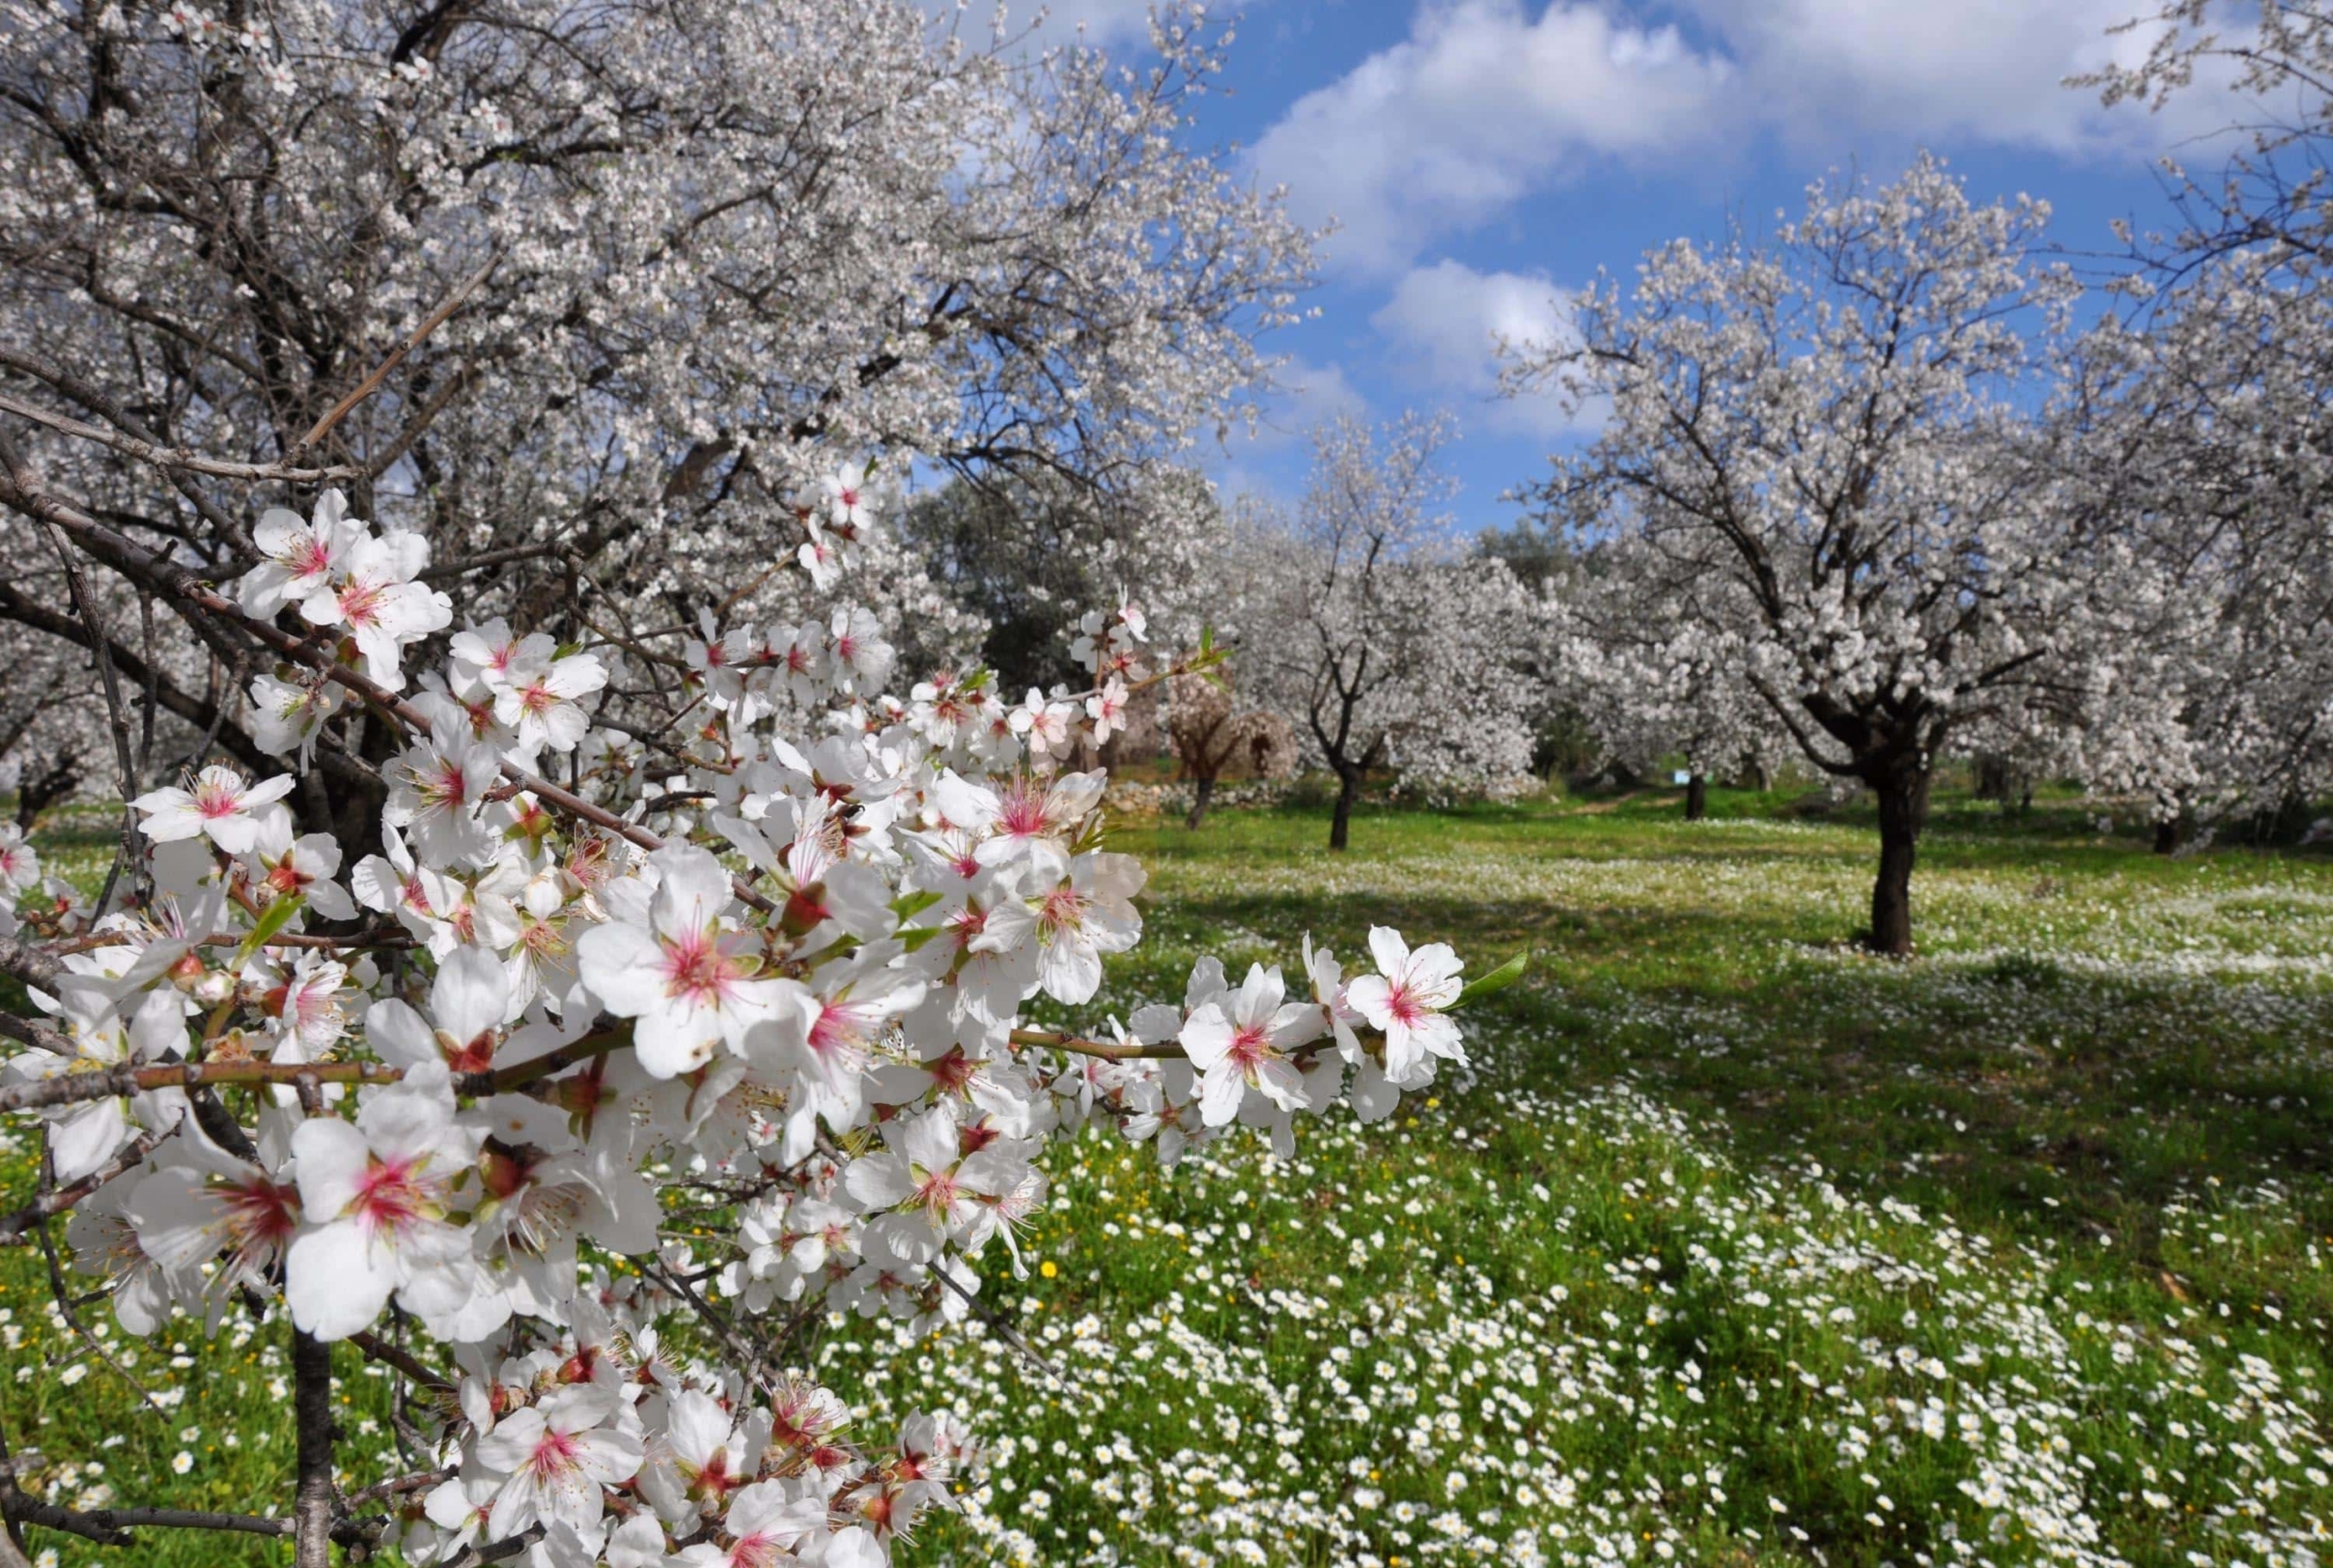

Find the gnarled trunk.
xmin=1684 ymin=773 xmax=1709 ymax=821
xmin=2153 ymin=816 xmax=2179 ymax=856
xmin=1185 ymin=774 xmax=1216 ymax=830
xmin=1867 ymin=764 xmax=1931 ymax=957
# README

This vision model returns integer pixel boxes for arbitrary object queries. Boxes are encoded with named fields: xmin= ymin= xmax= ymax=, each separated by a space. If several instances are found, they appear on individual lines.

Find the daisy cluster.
xmin=826 ymin=1079 xmax=2333 ymax=1568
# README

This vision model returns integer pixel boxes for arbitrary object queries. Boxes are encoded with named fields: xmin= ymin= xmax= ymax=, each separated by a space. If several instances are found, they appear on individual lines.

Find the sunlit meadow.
xmin=5 ymin=787 xmax=2330 ymax=1568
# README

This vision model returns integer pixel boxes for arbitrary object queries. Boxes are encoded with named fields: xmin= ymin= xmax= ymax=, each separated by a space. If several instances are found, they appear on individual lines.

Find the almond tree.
xmin=1238 ymin=415 xmax=1535 ymax=850
xmin=1166 ymin=669 xmax=1296 ymax=828
xmin=2071 ymin=6 xmax=2333 ymax=837
xmin=0 ymin=0 xmax=1311 ymax=839
xmin=1507 ymin=157 xmax=2163 ymax=953
xmin=1536 ymin=540 xmax=1792 ymax=820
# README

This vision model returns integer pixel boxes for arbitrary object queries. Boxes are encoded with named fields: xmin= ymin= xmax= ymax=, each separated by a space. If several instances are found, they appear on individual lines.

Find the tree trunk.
xmin=1185 ymin=774 xmax=1215 ymax=831
xmin=292 ymin=1328 xmax=335 ymax=1568
xmin=14 ymin=749 xmax=79 ymax=832
xmin=1329 ymin=770 xmax=1359 ymax=851
xmin=2153 ymin=816 xmax=2179 ymax=856
xmin=1974 ymin=753 xmax=2008 ymax=801
xmin=1867 ymin=765 xmax=1930 ymax=957
xmin=1684 ymin=773 xmax=1708 ymax=821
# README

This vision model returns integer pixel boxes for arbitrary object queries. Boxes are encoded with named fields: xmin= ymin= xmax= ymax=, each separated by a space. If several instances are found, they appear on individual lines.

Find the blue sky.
xmin=1042 ymin=0 xmax=2260 ymax=538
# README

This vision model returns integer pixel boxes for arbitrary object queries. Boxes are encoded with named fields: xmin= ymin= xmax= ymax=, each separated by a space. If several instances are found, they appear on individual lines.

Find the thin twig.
xmin=345 ymin=1468 xmax=454 ymax=1510
xmin=0 ymin=1025 xmax=634 ymax=1114
xmin=293 ymin=250 xmax=506 ymax=457
xmin=0 ymin=391 xmax=365 ymax=483
xmin=0 ymin=1127 xmax=171 ymax=1241
xmin=0 ymin=1492 xmax=295 ymax=1545
xmin=347 ymin=1329 xmax=456 ymax=1394
xmin=7 ymin=429 xmax=144 ymax=914
xmin=934 ymin=1267 xmax=1073 ymax=1389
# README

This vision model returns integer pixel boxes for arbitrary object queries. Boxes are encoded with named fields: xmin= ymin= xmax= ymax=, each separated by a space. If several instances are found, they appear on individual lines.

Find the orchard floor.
xmin=6 ymin=790 xmax=2333 ymax=1567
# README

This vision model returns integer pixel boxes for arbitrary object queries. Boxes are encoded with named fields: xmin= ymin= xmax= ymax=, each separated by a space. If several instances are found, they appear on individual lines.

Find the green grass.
xmin=6 ymin=787 xmax=2333 ymax=1566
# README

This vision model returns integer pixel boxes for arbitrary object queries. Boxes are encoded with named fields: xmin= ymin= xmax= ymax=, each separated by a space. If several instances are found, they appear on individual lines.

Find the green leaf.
xmin=898 ymin=924 xmax=943 ymax=955
xmin=889 ymin=888 xmax=944 ymax=922
xmin=1450 ymin=948 xmax=1530 ymax=1010
xmin=232 ymin=894 xmax=306 ymax=968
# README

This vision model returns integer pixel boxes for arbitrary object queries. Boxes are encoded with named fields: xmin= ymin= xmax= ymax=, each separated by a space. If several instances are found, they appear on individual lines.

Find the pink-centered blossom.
xmin=575 ymin=845 xmax=804 ymax=1076
xmin=1344 ymin=926 xmax=1465 ymax=1080
xmin=1178 ymin=961 xmax=1324 ymax=1126
xmin=132 ymin=765 xmax=295 ymax=855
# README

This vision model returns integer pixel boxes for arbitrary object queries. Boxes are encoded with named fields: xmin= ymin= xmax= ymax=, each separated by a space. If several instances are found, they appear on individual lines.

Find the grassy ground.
xmin=5 ymin=788 xmax=2333 ymax=1567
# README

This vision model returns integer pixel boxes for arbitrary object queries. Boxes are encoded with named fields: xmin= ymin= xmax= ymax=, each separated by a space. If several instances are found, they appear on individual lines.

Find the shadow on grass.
xmin=1120 ymin=794 xmax=2333 ymax=1323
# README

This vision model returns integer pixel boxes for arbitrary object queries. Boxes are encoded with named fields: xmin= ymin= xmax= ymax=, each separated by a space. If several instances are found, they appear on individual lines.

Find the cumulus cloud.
xmin=1250 ymin=0 xmax=1735 ymax=274
xmin=1683 ymin=0 xmax=2245 ymax=156
xmin=1236 ymin=356 xmax=1371 ymax=448
xmin=1254 ymin=0 xmax=2257 ymax=276
xmin=1371 ymin=260 xmax=1595 ymax=436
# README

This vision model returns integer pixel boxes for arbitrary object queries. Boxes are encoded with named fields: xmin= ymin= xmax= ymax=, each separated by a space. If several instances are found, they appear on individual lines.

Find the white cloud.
xmin=1684 ymin=0 xmax=2246 ymax=156
xmin=1253 ymin=0 xmax=2258 ymax=277
xmin=1371 ymin=260 xmax=1597 ymax=437
xmin=1232 ymin=355 xmax=1371 ymax=449
xmin=1250 ymin=0 xmax=1735 ymax=274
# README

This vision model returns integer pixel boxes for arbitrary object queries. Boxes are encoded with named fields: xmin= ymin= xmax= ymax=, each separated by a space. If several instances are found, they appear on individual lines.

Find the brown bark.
xmin=1684 ymin=773 xmax=1708 ymax=821
xmin=1185 ymin=774 xmax=1215 ymax=830
xmin=1867 ymin=765 xmax=1930 ymax=957
xmin=292 ymin=1329 xmax=335 ymax=1568
xmin=1329 ymin=770 xmax=1359 ymax=851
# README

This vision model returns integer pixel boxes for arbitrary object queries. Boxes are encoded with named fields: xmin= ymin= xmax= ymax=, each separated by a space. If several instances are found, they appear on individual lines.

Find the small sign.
xmin=1672 ymin=770 xmax=1691 ymax=785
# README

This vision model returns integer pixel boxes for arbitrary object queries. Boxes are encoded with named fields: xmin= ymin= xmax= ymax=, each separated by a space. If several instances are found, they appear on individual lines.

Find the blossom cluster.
xmin=0 ymin=476 xmax=1482 ymax=1567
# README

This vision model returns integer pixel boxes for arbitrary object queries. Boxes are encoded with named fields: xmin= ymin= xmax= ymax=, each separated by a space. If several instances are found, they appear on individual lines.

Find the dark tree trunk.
xmin=1185 ymin=774 xmax=1215 ymax=831
xmin=1867 ymin=764 xmax=1930 ymax=957
xmin=1974 ymin=753 xmax=2009 ymax=801
xmin=2153 ymin=816 xmax=2179 ymax=856
xmin=1329 ymin=770 xmax=1359 ymax=851
xmin=1684 ymin=773 xmax=1709 ymax=821
xmin=291 ymin=1328 xmax=335 ymax=1568
xmin=14 ymin=748 xmax=80 ymax=832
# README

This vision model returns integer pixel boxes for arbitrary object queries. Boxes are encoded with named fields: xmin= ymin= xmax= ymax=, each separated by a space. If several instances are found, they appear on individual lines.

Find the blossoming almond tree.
xmin=1237 ymin=415 xmax=1537 ymax=849
xmin=0 ymin=468 xmax=1513 ymax=1568
xmin=2064 ymin=8 xmax=2333 ymax=837
xmin=0 ymin=0 xmax=1312 ymax=845
xmin=1504 ymin=157 xmax=2178 ymax=954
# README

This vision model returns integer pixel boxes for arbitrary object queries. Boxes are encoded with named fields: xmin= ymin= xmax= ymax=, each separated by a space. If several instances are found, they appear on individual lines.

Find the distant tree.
xmin=1241 ymin=415 xmax=1535 ymax=850
xmin=1538 ymin=537 xmax=1791 ymax=819
xmin=896 ymin=467 xmax=1229 ymax=692
xmin=1166 ymin=670 xmax=1297 ymax=828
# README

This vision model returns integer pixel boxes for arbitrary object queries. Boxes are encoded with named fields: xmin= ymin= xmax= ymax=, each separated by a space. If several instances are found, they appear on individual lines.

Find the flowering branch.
xmin=0 ymin=462 xmax=1484 ymax=1568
